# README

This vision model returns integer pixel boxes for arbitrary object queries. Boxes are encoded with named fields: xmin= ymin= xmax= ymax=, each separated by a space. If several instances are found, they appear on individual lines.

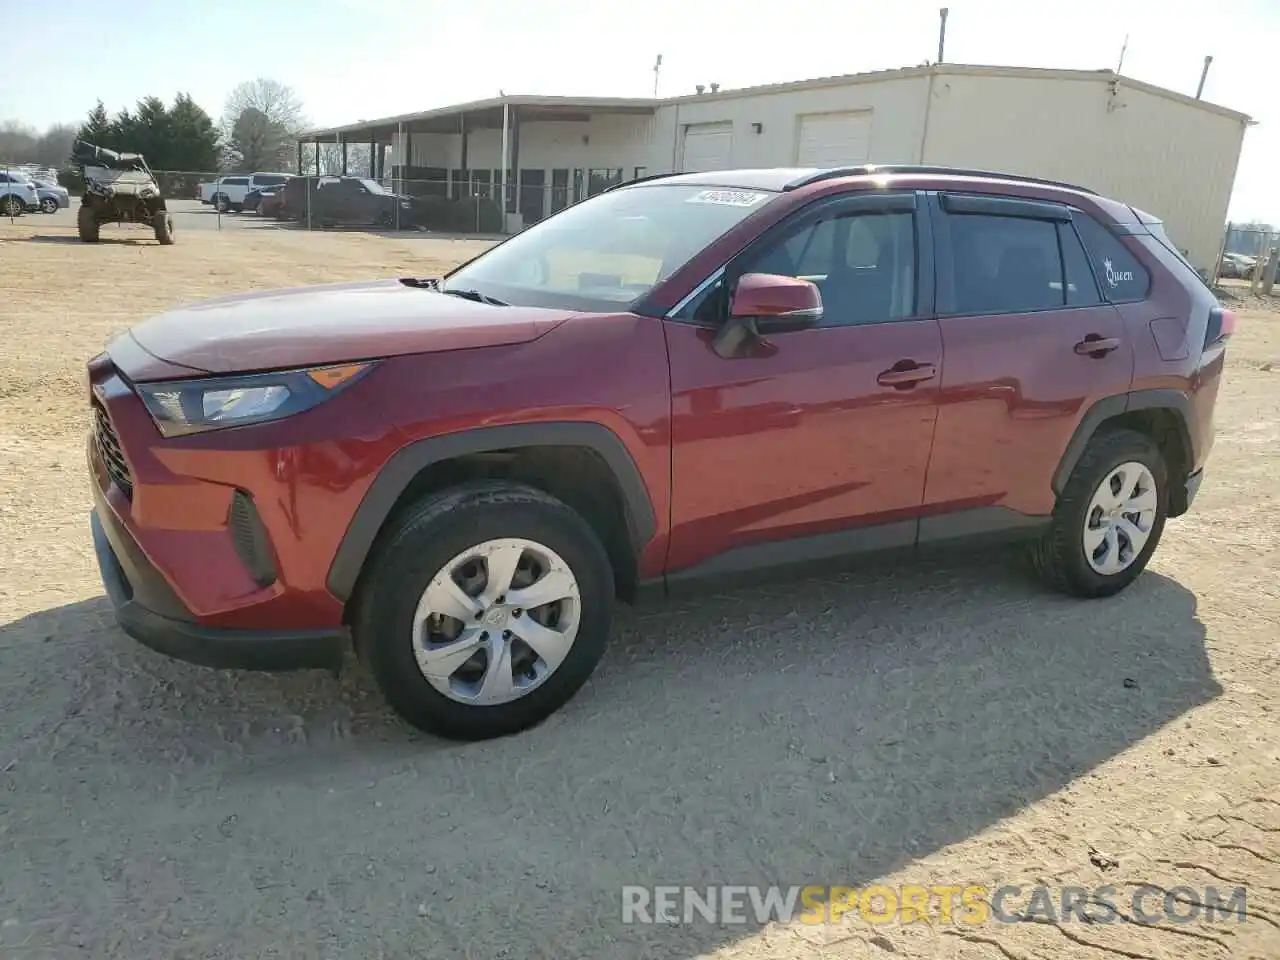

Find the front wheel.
xmin=355 ymin=482 xmax=614 ymax=740
xmin=153 ymin=211 xmax=175 ymax=245
xmin=1031 ymin=427 xmax=1168 ymax=598
xmin=77 ymin=205 xmax=100 ymax=242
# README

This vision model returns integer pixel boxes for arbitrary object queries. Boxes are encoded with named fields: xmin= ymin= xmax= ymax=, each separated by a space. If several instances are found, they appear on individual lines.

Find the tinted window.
xmin=1059 ymin=222 xmax=1102 ymax=306
xmin=743 ymin=211 xmax=916 ymax=326
xmin=946 ymin=214 xmax=1064 ymax=315
xmin=256 ymin=174 xmax=288 ymax=185
xmin=1073 ymin=214 xmax=1151 ymax=302
xmin=224 ymin=177 xmax=249 ymax=186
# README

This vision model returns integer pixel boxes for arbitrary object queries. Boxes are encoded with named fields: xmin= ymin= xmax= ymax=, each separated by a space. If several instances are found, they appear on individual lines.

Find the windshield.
xmin=441 ymin=183 xmax=776 ymax=311
xmin=360 ymin=179 xmax=388 ymax=194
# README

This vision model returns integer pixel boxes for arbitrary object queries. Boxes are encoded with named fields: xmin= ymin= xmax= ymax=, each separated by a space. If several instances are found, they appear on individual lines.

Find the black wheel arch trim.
xmin=1052 ymin=389 xmax=1195 ymax=496
xmin=326 ymin=421 xmax=658 ymax=602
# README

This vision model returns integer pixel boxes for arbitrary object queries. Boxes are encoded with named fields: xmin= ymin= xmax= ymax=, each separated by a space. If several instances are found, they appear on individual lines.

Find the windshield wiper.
xmin=399 ymin=276 xmax=439 ymax=289
xmin=439 ymin=287 xmax=508 ymax=306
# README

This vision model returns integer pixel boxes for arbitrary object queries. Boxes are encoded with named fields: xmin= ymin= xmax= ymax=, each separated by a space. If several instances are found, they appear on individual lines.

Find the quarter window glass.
xmin=1073 ymin=214 xmax=1151 ymax=302
xmin=946 ymin=214 xmax=1063 ymax=315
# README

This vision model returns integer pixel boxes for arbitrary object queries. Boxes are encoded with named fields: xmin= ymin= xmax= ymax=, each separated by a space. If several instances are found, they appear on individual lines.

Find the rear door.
xmin=921 ymin=192 xmax=1133 ymax=527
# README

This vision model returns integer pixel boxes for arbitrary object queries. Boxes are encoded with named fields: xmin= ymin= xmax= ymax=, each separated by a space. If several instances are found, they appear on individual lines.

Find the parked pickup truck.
xmin=199 ymin=172 xmax=292 ymax=212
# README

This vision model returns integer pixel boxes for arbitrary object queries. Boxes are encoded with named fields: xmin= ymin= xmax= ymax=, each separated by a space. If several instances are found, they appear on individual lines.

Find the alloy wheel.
xmin=1082 ymin=461 xmax=1158 ymax=575
xmin=412 ymin=537 xmax=582 ymax=705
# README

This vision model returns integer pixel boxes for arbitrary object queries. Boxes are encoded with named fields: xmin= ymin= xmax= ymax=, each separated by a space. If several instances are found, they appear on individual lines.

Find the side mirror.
xmin=713 ymin=273 xmax=823 ymax=358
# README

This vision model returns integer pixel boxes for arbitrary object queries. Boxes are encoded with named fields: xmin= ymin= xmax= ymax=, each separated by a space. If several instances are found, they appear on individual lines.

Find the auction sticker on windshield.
xmin=686 ymin=190 xmax=770 ymax=207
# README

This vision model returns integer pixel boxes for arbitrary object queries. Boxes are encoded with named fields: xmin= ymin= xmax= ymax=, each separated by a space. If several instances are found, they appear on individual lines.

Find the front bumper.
xmin=91 ymin=502 xmax=346 ymax=672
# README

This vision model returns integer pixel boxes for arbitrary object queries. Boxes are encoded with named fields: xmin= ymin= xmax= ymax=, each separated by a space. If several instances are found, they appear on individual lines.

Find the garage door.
xmin=796 ymin=112 xmax=872 ymax=167
xmin=681 ymin=123 xmax=734 ymax=172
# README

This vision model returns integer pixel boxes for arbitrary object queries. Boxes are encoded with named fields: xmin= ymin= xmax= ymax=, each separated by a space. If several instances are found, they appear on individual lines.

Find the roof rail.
xmin=602 ymin=171 xmax=684 ymax=192
xmin=782 ymin=164 xmax=1097 ymax=195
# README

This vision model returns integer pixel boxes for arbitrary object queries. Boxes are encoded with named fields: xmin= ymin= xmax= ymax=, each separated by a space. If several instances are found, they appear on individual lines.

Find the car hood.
xmin=114 ymin=279 xmax=574 ymax=379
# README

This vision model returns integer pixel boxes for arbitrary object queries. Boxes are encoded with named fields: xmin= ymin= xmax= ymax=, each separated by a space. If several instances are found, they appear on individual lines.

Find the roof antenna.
xmin=653 ymin=53 xmax=662 ymax=98
xmin=1195 ymin=55 xmax=1213 ymax=99
xmin=937 ymin=7 xmax=949 ymax=63
xmin=1116 ymin=33 xmax=1129 ymax=73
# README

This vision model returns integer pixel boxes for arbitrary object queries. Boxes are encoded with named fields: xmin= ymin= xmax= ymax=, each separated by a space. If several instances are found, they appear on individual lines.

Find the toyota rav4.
xmin=87 ymin=165 xmax=1232 ymax=740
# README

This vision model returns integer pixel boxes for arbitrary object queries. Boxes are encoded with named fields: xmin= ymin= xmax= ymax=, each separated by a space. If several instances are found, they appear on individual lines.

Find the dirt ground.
xmin=0 ymin=220 xmax=1277 ymax=960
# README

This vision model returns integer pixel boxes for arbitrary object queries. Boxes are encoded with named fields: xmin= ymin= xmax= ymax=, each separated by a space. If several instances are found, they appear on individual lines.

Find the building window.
xmin=633 ymin=166 xmax=647 ymax=181
xmin=587 ymin=168 xmax=623 ymax=196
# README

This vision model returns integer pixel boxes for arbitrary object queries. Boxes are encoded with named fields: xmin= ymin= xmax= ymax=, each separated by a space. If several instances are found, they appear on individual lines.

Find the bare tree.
xmin=0 ymin=120 xmax=77 ymax=168
xmin=222 ymin=79 xmax=308 ymax=172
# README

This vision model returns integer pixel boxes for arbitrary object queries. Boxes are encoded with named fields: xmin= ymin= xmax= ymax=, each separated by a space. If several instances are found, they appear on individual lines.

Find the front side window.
xmin=442 ymin=184 xmax=776 ymax=311
xmin=740 ymin=211 xmax=917 ymax=326
xmin=945 ymin=214 xmax=1065 ymax=315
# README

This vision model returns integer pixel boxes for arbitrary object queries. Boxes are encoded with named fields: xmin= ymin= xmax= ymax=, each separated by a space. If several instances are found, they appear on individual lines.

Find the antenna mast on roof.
xmin=1116 ymin=33 xmax=1129 ymax=73
xmin=1196 ymin=54 xmax=1213 ymax=99
xmin=653 ymin=54 xmax=663 ymax=97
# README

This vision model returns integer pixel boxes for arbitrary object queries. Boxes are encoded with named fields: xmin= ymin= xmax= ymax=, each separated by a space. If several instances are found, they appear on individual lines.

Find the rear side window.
xmin=944 ymin=214 xmax=1065 ymax=315
xmin=1073 ymin=214 xmax=1151 ymax=302
xmin=224 ymin=177 xmax=249 ymax=186
xmin=256 ymin=174 xmax=288 ymax=185
xmin=1060 ymin=222 xmax=1102 ymax=306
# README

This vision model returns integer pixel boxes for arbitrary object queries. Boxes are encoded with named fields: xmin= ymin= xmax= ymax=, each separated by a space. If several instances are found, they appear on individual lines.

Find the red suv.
xmin=87 ymin=165 xmax=1232 ymax=740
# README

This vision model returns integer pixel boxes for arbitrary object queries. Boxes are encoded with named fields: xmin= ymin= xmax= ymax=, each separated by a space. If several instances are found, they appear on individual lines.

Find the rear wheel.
xmin=214 ymin=193 xmax=230 ymax=213
xmin=77 ymin=205 xmax=100 ymax=242
xmin=1032 ymin=427 xmax=1168 ymax=597
xmin=2 ymin=195 xmax=23 ymax=217
xmin=355 ymin=482 xmax=614 ymax=740
xmin=153 ymin=211 xmax=175 ymax=245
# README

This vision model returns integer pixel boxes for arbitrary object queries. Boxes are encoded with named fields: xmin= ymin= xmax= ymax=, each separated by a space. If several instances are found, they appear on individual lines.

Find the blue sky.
xmin=2 ymin=0 xmax=1276 ymax=222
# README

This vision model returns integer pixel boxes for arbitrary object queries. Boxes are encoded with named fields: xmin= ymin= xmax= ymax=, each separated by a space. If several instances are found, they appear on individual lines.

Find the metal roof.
xmin=299 ymin=62 xmax=1251 ymax=141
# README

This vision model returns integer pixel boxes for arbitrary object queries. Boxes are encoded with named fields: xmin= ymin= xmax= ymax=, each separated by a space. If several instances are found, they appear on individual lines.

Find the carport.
xmin=297 ymin=95 xmax=658 ymax=228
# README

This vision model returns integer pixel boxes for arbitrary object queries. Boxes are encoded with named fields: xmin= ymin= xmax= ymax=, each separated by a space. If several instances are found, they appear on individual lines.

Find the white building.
xmin=299 ymin=63 xmax=1252 ymax=272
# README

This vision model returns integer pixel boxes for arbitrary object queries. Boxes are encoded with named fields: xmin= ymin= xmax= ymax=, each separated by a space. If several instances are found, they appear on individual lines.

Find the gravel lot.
xmin=1 ymin=220 xmax=1277 ymax=959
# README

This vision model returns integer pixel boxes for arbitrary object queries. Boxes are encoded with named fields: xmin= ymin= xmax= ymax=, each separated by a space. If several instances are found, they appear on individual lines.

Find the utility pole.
xmin=1196 ymin=55 xmax=1213 ymax=99
xmin=937 ymin=8 xmax=949 ymax=63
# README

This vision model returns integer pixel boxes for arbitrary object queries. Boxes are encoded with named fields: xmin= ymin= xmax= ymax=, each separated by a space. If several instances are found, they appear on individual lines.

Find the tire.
xmin=1031 ymin=427 xmax=1168 ymax=598
xmin=230 ymin=204 xmax=243 ymax=213
xmin=354 ymin=481 xmax=615 ymax=740
xmin=153 ymin=211 xmax=175 ymax=245
xmin=2 ymin=194 xmax=23 ymax=217
xmin=40 ymin=197 xmax=58 ymax=214
xmin=214 ymin=194 xmax=230 ymax=213
xmin=77 ymin=205 xmax=100 ymax=242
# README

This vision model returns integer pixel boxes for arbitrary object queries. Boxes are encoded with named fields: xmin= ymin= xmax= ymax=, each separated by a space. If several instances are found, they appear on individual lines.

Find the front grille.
xmin=93 ymin=402 xmax=133 ymax=496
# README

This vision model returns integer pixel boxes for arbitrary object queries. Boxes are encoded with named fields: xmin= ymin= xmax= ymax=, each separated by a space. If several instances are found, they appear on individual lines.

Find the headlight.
xmin=136 ymin=362 xmax=374 ymax=437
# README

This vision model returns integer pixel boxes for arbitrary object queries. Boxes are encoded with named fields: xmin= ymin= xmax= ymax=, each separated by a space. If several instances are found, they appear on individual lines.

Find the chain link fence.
xmin=1216 ymin=224 xmax=1280 ymax=291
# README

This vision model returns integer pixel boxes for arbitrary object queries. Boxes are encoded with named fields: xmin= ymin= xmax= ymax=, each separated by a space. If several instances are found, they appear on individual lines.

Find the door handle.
xmin=877 ymin=363 xmax=937 ymax=388
xmin=1074 ymin=335 xmax=1121 ymax=357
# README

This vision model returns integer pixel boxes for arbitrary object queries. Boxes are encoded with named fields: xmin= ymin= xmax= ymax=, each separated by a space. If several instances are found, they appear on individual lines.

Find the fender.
xmin=326 ymin=421 xmax=658 ymax=601
xmin=1052 ymin=388 xmax=1195 ymax=495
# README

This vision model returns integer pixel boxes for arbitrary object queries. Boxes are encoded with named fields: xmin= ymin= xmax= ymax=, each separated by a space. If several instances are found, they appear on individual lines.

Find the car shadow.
xmin=0 ymin=550 xmax=1217 ymax=958
xmin=23 ymin=234 xmax=153 ymax=246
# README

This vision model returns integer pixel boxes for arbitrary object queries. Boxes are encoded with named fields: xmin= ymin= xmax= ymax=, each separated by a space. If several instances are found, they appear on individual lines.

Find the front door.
xmin=921 ymin=193 xmax=1135 ymax=525
xmin=663 ymin=192 xmax=943 ymax=573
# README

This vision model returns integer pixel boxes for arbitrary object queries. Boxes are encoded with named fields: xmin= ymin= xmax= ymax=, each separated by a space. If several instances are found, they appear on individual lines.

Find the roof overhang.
xmin=300 ymin=95 xmax=658 ymax=143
